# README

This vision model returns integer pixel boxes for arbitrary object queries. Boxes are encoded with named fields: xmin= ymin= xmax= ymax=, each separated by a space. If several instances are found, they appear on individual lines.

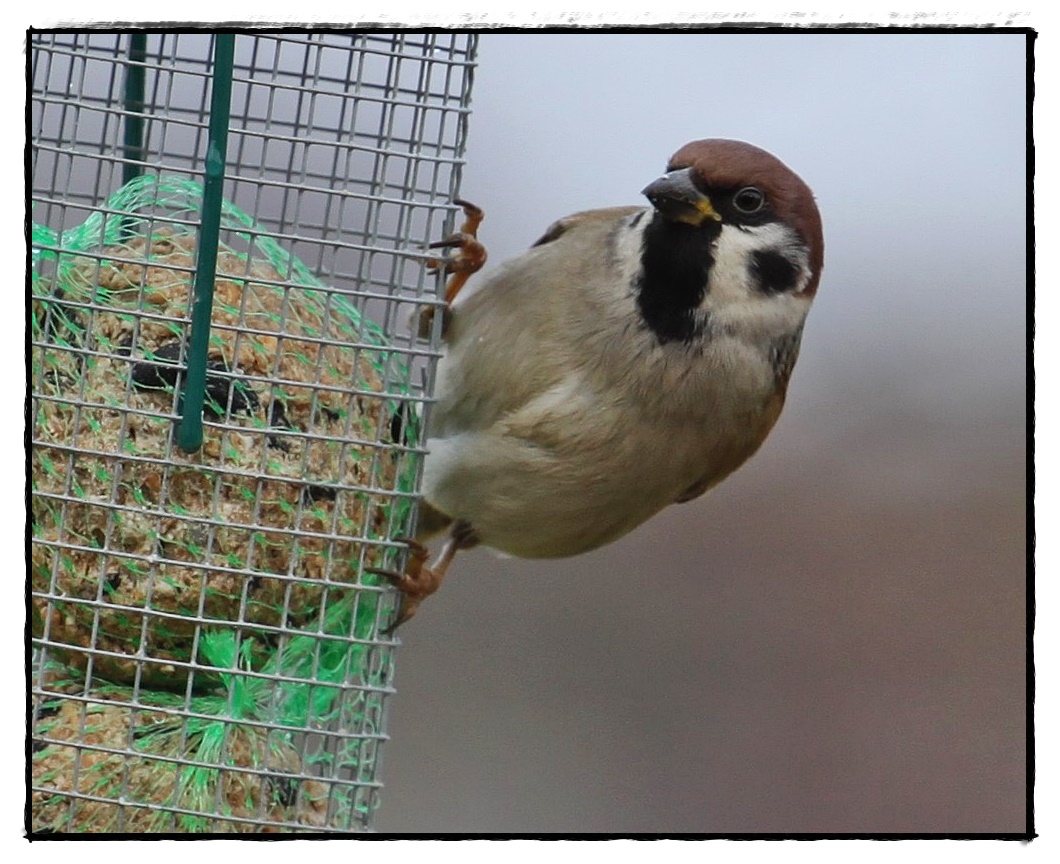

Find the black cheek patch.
xmin=750 ymin=249 xmax=800 ymax=295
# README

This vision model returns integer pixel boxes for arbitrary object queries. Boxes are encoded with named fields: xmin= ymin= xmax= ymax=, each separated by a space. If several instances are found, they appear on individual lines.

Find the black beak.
xmin=642 ymin=167 xmax=721 ymax=226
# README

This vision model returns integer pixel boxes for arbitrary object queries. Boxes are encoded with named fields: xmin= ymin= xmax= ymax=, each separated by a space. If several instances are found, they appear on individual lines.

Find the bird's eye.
xmin=733 ymin=186 xmax=766 ymax=214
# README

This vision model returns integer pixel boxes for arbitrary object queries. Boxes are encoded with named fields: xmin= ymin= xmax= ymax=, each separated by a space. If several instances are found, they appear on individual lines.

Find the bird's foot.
xmin=368 ymin=521 xmax=480 ymax=635
xmin=419 ymin=200 xmax=487 ymax=338
xmin=426 ymin=231 xmax=488 ymax=301
xmin=426 ymin=199 xmax=486 ymax=280
xmin=368 ymin=539 xmax=443 ymax=635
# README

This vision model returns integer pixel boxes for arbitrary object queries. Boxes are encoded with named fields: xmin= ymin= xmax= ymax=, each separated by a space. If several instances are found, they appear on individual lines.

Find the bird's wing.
xmin=428 ymin=206 xmax=644 ymax=438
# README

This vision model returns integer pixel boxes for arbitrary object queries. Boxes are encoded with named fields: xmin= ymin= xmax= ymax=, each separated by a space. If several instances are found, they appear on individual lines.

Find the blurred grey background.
xmin=373 ymin=32 xmax=1027 ymax=834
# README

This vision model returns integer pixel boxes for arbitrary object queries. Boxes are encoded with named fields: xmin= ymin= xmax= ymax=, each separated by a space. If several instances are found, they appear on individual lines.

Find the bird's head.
xmin=635 ymin=139 xmax=824 ymax=349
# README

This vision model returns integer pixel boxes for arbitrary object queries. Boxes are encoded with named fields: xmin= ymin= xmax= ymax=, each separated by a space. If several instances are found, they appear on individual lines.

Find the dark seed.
xmin=389 ymin=402 xmax=413 ymax=445
xmin=267 ymin=436 xmax=292 ymax=453
xmin=303 ymin=485 xmax=337 ymax=504
xmin=130 ymin=341 xmax=183 ymax=390
xmin=202 ymin=360 xmax=260 ymax=418
xmin=268 ymin=773 xmax=299 ymax=807
xmin=267 ymin=399 xmax=295 ymax=451
xmin=132 ymin=344 xmax=261 ymax=419
xmin=268 ymin=400 xmax=291 ymax=429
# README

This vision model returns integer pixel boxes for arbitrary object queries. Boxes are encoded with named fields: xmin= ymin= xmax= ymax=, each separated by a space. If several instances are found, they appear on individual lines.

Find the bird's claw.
xmin=423 ymin=199 xmax=488 ymax=317
xmin=367 ymin=538 xmax=444 ymax=635
xmin=425 ymin=231 xmax=487 ymax=282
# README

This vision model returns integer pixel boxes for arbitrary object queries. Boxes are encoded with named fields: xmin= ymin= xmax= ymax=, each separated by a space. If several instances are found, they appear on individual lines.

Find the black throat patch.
xmin=635 ymin=214 xmax=720 ymax=345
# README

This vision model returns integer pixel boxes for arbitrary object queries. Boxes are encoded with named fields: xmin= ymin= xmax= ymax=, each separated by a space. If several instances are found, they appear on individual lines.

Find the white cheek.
xmin=704 ymin=223 xmax=813 ymax=337
xmin=709 ymin=222 xmax=812 ymax=300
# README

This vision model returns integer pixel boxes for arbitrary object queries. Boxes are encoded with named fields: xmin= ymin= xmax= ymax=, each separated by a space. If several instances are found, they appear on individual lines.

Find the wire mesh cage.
xmin=29 ymin=30 xmax=477 ymax=833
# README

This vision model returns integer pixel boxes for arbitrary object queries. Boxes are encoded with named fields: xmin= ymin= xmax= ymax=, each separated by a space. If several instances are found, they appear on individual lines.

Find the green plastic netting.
xmin=31 ymin=175 xmax=417 ymax=832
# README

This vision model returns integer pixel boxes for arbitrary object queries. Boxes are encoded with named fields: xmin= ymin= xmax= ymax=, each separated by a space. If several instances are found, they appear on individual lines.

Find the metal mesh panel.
xmin=29 ymin=30 xmax=476 ymax=833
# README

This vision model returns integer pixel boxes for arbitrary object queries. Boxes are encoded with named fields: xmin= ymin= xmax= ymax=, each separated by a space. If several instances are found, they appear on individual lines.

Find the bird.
xmin=376 ymin=138 xmax=824 ymax=633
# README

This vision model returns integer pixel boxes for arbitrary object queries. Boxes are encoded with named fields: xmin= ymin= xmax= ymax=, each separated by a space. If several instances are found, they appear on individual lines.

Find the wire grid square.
xmin=30 ymin=30 xmax=476 ymax=833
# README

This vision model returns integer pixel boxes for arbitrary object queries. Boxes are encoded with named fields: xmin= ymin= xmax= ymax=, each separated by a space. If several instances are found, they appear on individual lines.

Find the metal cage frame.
xmin=29 ymin=30 xmax=477 ymax=833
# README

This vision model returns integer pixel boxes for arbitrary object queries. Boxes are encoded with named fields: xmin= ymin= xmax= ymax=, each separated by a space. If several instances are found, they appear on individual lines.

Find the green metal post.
xmin=122 ymin=33 xmax=146 ymax=187
xmin=177 ymin=34 xmax=235 ymax=453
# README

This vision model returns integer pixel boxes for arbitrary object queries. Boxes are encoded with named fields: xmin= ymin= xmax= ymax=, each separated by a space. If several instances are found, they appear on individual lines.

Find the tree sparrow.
xmin=377 ymin=138 xmax=824 ymax=632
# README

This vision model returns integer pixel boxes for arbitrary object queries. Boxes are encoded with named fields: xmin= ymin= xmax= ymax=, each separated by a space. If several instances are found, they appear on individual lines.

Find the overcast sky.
xmin=456 ymin=33 xmax=1027 ymax=425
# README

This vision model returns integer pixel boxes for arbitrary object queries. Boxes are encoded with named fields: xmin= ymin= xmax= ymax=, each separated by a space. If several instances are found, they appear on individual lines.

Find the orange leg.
xmin=425 ymin=199 xmax=488 ymax=305
xmin=369 ymin=521 xmax=480 ymax=634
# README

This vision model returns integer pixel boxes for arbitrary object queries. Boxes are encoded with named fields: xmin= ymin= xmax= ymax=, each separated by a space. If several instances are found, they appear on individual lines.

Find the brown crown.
xmin=667 ymin=139 xmax=825 ymax=295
